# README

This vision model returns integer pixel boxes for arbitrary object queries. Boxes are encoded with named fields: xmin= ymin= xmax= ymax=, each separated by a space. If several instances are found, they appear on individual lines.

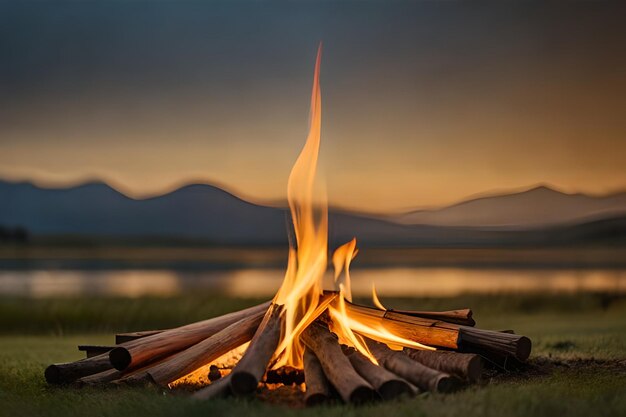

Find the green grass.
xmin=1 ymin=294 xmax=625 ymax=417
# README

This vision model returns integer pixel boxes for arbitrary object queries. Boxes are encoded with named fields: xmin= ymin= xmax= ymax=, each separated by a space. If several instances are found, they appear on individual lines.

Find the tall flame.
xmin=272 ymin=44 xmax=433 ymax=369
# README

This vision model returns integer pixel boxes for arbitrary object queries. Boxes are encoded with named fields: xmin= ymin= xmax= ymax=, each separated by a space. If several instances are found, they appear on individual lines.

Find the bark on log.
xmin=115 ymin=330 xmax=164 ymax=344
xmin=459 ymin=327 xmax=531 ymax=361
xmin=109 ymin=301 xmax=271 ymax=371
xmin=365 ymin=339 xmax=458 ymax=393
xmin=229 ymin=303 xmax=284 ymax=396
xmin=389 ymin=308 xmax=475 ymax=327
xmin=122 ymin=311 xmax=264 ymax=387
xmin=193 ymin=374 xmax=232 ymax=401
xmin=301 ymin=322 xmax=377 ymax=404
xmin=403 ymin=348 xmax=483 ymax=382
xmin=303 ymin=348 xmax=331 ymax=406
xmin=344 ymin=302 xmax=460 ymax=349
xmin=78 ymin=345 xmax=115 ymax=358
xmin=45 ymin=352 xmax=112 ymax=385
xmin=345 ymin=348 xmax=413 ymax=400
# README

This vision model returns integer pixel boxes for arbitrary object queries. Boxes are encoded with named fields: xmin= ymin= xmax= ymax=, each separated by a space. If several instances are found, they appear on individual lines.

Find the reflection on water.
xmin=0 ymin=267 xmax=624 ymax=298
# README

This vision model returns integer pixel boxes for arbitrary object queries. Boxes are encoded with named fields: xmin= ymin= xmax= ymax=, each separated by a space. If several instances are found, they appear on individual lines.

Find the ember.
xmin=44 ymin=44 xmax=532 ymax=405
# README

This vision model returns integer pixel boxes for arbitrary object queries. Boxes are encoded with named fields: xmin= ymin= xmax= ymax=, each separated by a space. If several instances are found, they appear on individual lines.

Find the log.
xmin=109 ymin=301 xmax=271 ymax=371
xmin=344 ymin=302 xmax=460 ymax=349
xmin=45 ymin=352 xmax=112 ymax=385
xmin=389 ymin=308 xmax=475 ymax=326
xmin=301 ymin=322 xmax=377 ymax=404
xmin=346 ymin=301 xmax=531 ymax=360
xmin=303 ymin=348 xmax=331 ymax=406
xmin=122 ymin=311 xmax=265 ymax=387
xmin=78 ymin=345 xmax=115 ymax=358
xmin=459 ymin=327 xmax=531 ymax=361
xmin=193 ymin=373 xmax=232 ymax=401
xmin=365 ymin=339 xmax=458 ymax=393
xmin=345 ymin=348 xmax=413 ymax=400
xmin=403 ymin=349 xmax=483 ymax=382
xmin=115 ymin=330 xmax=164 ymax=344
xmin=229 ymin=303 xmax=284 ymax=395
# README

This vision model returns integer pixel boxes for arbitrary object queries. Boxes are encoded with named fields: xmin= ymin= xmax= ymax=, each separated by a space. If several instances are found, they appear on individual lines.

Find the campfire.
xmin=44 ymin=45 xmax=532 ymax=405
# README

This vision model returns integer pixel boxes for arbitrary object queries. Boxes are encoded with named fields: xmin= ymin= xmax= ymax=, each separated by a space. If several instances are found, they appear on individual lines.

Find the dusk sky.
xmin=1 ymin=1 xmax=625 ymax=212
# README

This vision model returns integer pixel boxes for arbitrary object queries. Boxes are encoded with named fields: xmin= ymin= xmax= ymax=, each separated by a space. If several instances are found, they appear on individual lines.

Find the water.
xmin=0 ymin=267 xmax=624 ymax=298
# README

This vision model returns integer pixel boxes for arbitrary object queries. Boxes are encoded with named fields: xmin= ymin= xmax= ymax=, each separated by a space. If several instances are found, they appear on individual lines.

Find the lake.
xmin=1 ymin=267 xmax=624 ymax=298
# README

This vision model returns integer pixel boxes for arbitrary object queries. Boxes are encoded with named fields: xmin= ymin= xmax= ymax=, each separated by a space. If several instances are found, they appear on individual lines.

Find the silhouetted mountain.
xmin=395 ymin=185 xmax=626 ymax=228
xmin=1 ymin=180 xmax=625 ymax=246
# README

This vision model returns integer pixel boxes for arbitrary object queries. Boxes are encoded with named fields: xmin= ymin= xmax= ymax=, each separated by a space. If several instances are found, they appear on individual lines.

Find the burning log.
xmin=365 ymin=339 xmax=458 ymax=393
xmin=115 ymin=330 xmax=164 ymax=344
xmin=109 ymin=301 xmax=271 ymax=371
xmin=44 ymin=353 xmax=113 ymax=385
xmin=301 ymin=322 xmax=377 ymax=404
xmin=403 ymin=348 xmax=483 ymax=382
xmin=345 ymin=348 xmax=414 ymax=400
xmin=390 ymin=308 xmax=475 ymax=327
xmin=230 ymin=303 xmax=284 ymax=395
xmin=303 ymin=348 xmax=331 ymax=406
xmin=346 ymin=301 xmax=531 ymax=361
xmin=78 ymin=345 xmax=115 ymax=358
xmin=121 ymin=311 xmax=265 ymax=387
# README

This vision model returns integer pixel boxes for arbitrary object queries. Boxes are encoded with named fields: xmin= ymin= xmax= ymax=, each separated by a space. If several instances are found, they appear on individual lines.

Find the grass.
xmin=1 ymin=293 xmax=625 ymax=417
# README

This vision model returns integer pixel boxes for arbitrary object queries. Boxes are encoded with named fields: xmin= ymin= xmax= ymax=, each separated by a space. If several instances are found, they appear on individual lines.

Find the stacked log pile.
xmin=45 ymin=299 xmax=531 ymax=405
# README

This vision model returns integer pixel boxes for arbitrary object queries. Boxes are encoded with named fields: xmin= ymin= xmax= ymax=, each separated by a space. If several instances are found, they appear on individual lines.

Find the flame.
xmin=372 ymin=283 xmax=386 ymax=310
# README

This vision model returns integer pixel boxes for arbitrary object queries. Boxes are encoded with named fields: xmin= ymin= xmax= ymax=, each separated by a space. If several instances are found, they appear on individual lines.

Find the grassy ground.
xmin=1 ymin=294 xmax=625 ymax=417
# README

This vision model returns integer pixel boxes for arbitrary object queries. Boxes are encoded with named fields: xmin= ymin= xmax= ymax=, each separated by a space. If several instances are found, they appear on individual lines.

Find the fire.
xmin=271 ymin=44 xmax=433 ymax=370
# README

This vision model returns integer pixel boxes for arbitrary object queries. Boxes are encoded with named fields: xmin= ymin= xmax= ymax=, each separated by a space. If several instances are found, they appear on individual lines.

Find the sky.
xmin=1 ymin=1 xmax=625 ymax=212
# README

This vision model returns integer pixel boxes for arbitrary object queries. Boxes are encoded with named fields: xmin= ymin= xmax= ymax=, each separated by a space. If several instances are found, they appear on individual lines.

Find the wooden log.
xmin=459 ymin=327 xmax=531 ymax=361
xmin=303 ymin=348 xmax=331 ymax=406
xmin=344 ymin=302 xmax=460 ymax=349
xmin=345 ymin=348 xmax=413 ymax=400
xmin=122 ymin=311 xmax=265 ymax=387
xmin=193 ymin=373 xmax=232 ymax=401
xmin=78 ymin=345 xmax=115 ymax=358
xmin=229 ymin=303 xmax=284 ymax=396
xmin=115 ymin=330 xmax=164 ymax=344
xmin=389 ymin=308 xmax=475 ymax=326
xmin=403 ymin=349 xmax=483 ymax=382
xmin=365 ymin=339 xmax=458 ymax=393
xmin=109 ymin=301 xmax=271 ymax=371
xmin=44 ymin=352 xmax=112 ymax=385
xmin=301 ymin=322 xmax=377 ymax=404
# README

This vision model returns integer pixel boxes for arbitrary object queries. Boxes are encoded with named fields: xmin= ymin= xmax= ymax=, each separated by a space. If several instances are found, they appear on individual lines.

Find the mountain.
xmin=394 ymin=185 xmax=626 ymax=229
xmin=1 ymin=180 xmax=625 ymax=246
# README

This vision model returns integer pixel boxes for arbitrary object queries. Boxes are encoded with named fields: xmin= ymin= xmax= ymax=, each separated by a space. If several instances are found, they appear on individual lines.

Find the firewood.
xmin=345 ymin=348 xmax=413 ymax=400
xmin=45 ymin=353 xmax=112 ymax=385
xmin=230 ymin=303 xmax=284 ymax=395
xmin=122 ymin=311 xmax=265 ymax=387
xmin=115 ymin=330 xmax=164 ymax=344
xmin=301 ymin=322 xmax=377 ymax=404
xmin=193 ymin=374 xmax=232 ymax=400
xmin=365 ymin=339 xmax=458 ymax=393
xmin=389 ymin=308 xmax=475 ymax=326
xmin=303 ymin=348 xmax=331 ymax=406
xmin=78 ymin=345 xmax=115 ymax=358
xmin=403 ymin=348 xmax=483 ymax=382
xmin=208 ymin=365 xmax=222 ymax=382
xmin=459 ymin=327 xmax=531 ymax=361
xmin=265 ymin=367 xmax=304 ymax=385
xmin=109 ymin=301 xmax=271 ymax=371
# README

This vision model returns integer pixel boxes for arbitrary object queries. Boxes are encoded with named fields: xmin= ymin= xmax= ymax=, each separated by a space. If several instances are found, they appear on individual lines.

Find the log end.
xmin=378 ymin=379 xmax=414 ymax=400
xmin=433 ymin=375 xmax=461 ymax=393
xmin=305 ymin=392 xmax=330 ymax=407
xmin=349 ymin=385 xmax=378 ymax=404
xmin=44 ymin=364 xmax=61 ymax=384
xmin=467 ymin=355 xmax=484 ymax=382
xmin=230 ymin=371 xmax=259 ymax=396
xmin=516 ymin=336 xmax=532 ymax=361
xmin=109 ymin=347 xmax=132 ymax=371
